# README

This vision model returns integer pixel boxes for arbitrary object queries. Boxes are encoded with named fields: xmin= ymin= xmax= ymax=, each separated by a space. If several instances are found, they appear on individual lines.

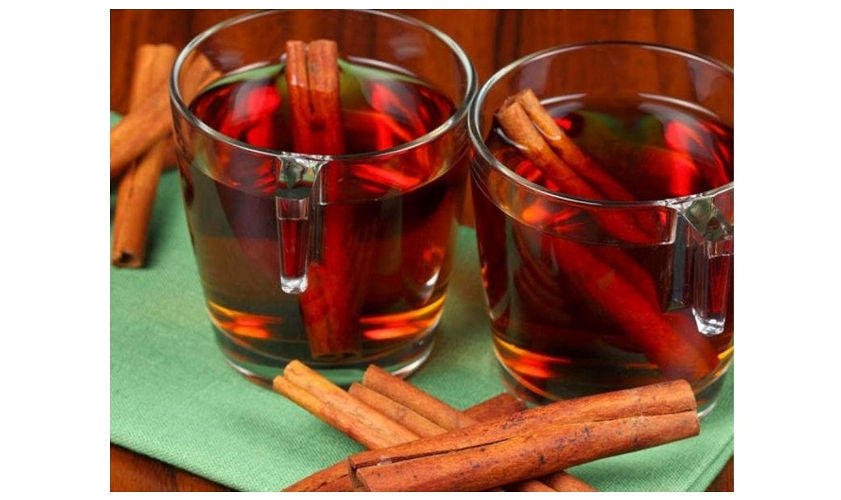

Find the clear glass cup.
xmin=468 ymin=42 xmax=733 ymax=415
xmin=170 ymin=10 xmax=476 ymax=384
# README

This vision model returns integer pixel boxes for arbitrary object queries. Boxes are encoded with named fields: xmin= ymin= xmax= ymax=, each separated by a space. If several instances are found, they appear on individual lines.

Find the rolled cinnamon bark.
xmin=348 ymin=379 xmax=696 ymax=480
xmin=514 ymin=89 xmax=635 ymax=202
xmin=497 ymin=97 xmax=655 ymax=244
xmin=111 ymin=44 xmax=177 ymax=267
xmin=111 ymin=50 xmax=220 ymax=180
xmin=351 ymin=411 xmax=699 ymax=491
xmin=275 ymin=361 xmax=418 ymax=449
xmin=284 ymin=40 xmax=362 ymax=361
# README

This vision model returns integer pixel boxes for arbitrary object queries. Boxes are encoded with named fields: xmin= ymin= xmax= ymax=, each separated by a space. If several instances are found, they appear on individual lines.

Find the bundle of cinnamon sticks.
xmin=273 ymin=360 xmax=700 ymax=492
xmin=110 ymin=43 xmax=219 ymax=268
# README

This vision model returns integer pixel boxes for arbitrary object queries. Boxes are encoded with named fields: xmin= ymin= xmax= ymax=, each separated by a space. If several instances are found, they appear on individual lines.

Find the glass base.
xmin=214 ymin=325 xmax=436 ymax=387
xmin=496 ymin=349 xmax=731 ymax=419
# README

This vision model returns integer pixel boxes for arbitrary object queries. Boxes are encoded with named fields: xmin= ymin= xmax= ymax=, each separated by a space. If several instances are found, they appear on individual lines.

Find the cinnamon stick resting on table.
xmin=111 ymin=44 xmax=176 ymax=267
xmin=110 ymin=47 xmax=221 ymax=267
xmin=110 ymin=49 xmax=220 ymax=180
xmin=348 ymin=379 xmax=699 ymax=491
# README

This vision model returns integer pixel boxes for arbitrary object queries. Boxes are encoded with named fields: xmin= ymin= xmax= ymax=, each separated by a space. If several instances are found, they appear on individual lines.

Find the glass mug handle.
xmin=273 ymin=155 xmax=328 ymax=294
xmin=672 ymin=194 xmax=734 ymax=336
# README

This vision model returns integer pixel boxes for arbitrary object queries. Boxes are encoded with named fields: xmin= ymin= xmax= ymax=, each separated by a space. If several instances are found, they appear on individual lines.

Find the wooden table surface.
xmin=110 ymin=8 xmax=734 ymax=492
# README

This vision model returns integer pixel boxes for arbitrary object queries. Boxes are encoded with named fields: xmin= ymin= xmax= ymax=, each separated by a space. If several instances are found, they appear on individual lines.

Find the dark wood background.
xmin=109 ymin=9 xmax=734 ymax=492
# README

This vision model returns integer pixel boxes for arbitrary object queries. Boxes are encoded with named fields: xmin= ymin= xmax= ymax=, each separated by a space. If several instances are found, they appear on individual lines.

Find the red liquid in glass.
xmin=179 ymin=60 xmax=464 ymax=379
xmin=473 ymin=96 xmax=734 ymax=406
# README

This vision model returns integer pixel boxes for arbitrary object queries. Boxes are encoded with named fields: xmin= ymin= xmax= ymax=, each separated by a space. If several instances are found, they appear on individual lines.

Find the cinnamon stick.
xmin=110 ymin=50 xmax=220 ymax=180
xmin=274 ymin=360 xmax=418 ymax=449
xmin=351 ymin=411 xmax=699 ymax=491
xmin=361 ymin=364 xmax=596 ymax=492
xmin=284 ymin=40 xmax=361 ymax=360
xmin=361 ymin=365 xmax=473 ymax=430
xmin=348 ymin=383 xmax=446 ymax=437
xmin=111 ymin=44 xmax=177 ymax=267
xmin=514 ymin=89 xmax=635 ymax=202
xmin=497 ymin=94 xmax=657 ymax=244
xmin=110 ymin=82 xmax=172 ymax=180
xmin=348 ymin=379 xmax=695 ymax=475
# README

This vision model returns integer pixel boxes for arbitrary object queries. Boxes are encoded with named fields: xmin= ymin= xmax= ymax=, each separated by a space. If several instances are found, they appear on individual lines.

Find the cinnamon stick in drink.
xmin=514 ymin=89 xmax=636 ymax=202
xmin=111 ymin=44 xmax=177 ymax=267
xmin=284 ymin=40 xmax=362 ymax=360
xmin=497 ymin=97 xmax=659 ymax=245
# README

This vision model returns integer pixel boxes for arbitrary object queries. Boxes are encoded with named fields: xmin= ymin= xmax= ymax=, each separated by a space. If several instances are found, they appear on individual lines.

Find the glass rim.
xmin=468 ymin=40 xmax=734 ymax=209
xmin=170 ymin=9 xmax=477 ymax=162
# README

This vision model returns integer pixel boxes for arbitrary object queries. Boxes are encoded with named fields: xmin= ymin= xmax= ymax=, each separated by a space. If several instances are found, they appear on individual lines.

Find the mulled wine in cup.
xmin=468 ymin=42 xmax=733 ymax=415
xmin=170 ymin=10 xmax=476 ymax=384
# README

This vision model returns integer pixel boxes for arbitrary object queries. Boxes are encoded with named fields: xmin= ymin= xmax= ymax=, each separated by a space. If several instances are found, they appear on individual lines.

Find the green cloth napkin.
xmin=110 ymin=113 xmax=733 ymax=492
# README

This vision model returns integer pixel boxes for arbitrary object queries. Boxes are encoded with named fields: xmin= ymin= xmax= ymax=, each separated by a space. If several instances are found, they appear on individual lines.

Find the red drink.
xmin=179 ymin=58 xmax=464 ymax=381
xmin=472 ymin=95 xmax=734 ymax=407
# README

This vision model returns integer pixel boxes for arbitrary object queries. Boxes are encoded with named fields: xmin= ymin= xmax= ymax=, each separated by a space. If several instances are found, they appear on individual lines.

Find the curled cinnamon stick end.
xmin=285 ymin=39 xmax=345 ymax=155
xmin=497 ymin=98 xmax=585 ymax=189
xmin=276 ymin=360 xmax=419 ymax=450
xmin=111 ymin=43 xmax=177 ymax=268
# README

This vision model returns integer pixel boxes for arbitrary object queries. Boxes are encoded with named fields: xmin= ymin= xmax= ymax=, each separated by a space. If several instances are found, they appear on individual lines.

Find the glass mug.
xmin=170 ymin=10 xmax=476 ymax=384
xmin=468 ymin=42 xmax=733 ymax=415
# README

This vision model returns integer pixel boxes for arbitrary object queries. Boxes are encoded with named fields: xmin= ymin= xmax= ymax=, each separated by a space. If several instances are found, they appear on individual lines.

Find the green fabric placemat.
xmin=110 ymin=113 xmax=733 ymax=492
